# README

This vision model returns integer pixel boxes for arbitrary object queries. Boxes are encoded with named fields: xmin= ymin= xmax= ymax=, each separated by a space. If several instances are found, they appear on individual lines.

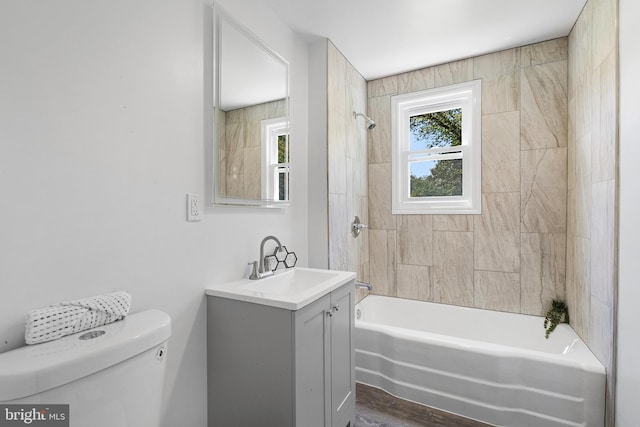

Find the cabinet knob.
xmin=326 ymin=304 xmax=340 ymax=317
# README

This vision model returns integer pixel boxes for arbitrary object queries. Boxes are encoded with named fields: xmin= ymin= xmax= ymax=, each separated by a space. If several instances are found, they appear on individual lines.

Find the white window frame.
xmin=391 ymin=80 xmax=481 ymax=214
xmin=261 ymin=117 xmax=290 ymax=201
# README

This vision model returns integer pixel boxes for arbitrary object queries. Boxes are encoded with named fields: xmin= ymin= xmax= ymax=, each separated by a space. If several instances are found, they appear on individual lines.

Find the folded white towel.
xmin=25 ymin=291 xmax=132 ymax=345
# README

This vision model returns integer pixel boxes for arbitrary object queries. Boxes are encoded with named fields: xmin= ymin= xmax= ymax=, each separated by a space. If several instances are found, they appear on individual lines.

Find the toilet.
xmin=0 ymin=309 xmax=171 ymax=427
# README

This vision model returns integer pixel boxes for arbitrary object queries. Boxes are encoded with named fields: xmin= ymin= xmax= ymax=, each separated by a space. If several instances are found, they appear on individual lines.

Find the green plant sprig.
xmin=543 ymin=300 xmax=569 ymax=339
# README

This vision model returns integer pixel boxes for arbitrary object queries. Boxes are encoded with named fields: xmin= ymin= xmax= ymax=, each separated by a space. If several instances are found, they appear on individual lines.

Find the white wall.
xmin=616 ymin=0 xmax=640 ymax=424
xmin=307 ymin=39 xmax=329 ymax=269
xmin=0 ymin=0 xmax=308 ymax=425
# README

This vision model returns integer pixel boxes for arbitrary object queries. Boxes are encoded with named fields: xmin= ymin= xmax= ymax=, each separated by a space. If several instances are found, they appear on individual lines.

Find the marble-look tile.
xmin=346 ymin=163 xmax=359 ymax=269
xmin=245 ymin=104 xmax=267 ymax=148
xmin=398 ymin=68 xmax=434 ymax=94
xmin=521 ymin=38 xmax=568 ymax=67
xmin=397 ymin=215 xmax=433 ymax=266
xmin=589 ymin=295 xmax=613 ymax=370
xmin=574 ymin=22 xmax=593 ymax=140
xmin=565 ymin=234 xmax=579 ymax=335
xmin=565 ymin=232 xmax=576 ymax=297
xmin=225 ymin=173 xmax=243 ymax=197
xmin=328 ymin=107 xmax=347 ymax=195
xmin=474 ymin=271 xmax=520 ymax=312
xmin=327 ymin=41 xmax=346 ymax=114
xmin=568 ymin=29 xmax=578 ymax=102
xmin=225 ymin=122 xmax=244 ymax=176
xmin=521 ymin=61 xmax=568 ymax=149
xmin=396 ymin=264 xmax=432 ymax=301
xmin=572 ymin=0 xmax=593 ymax=64
xmin=521 ymin=148 xmax=567 ymax=233
xmin=567 ymin=97 xmax=576 ymax=191
xmin=575 ymin=133 xmax=592 ymax=239
xmin=369 ymin=229 xmax=396 ymax=297
xmin=267 ymin=98 xmax=287 ymax=118
xmin=481 ymin=111 xmax=520 ymax=193
xmin=346 ymin=158 xmax=355 ymax=215
xmin=357 ymin=196 xmax=370 ymax=283
xmin=218 ymin=159 xmax=226 ymax=196
xmin=329 ymin=193 xmax=349 ymax=271
xmin=224 ymin=108 xmax=244 ymax=124
xmin=243 ymin=146 xmax=261 ymax=199
xmin=473 ymin=48 xmax=521 ymax=78
xmin=346 ymin=59 xmax=367 ymax=119
xmin=566 ymin=188 xmax=577 ymax=237
xmin=433 ymin=231 xmax=474 ymax=307
xmin=590 ymin=180 xmax=615 ymax=306
xmin=592 ymin=0 xmax=617 ymax=67
xmin=368 ymin=75 xmax=398 ymax=98
xmin=432 ymin=215 xmax=473 ymax=232
xmin=574 ymin=236 xmax=591 ymax=340
xmin=367 ymin=95 xmax=392 ymax=164
xmin=433 ymin=58 xmax=474 ymax=87
xmin=368 ymin=162 xmax=396 ymax=230
xmin=520 ymin=233 xmax=566 ymax=316
xmin=592 ymin=50 xmax=617 ymax=183
xmin=480 ymin=70 xmax=520 ymax=114
xmin=474 ymin=192 xmax=521 ymax=273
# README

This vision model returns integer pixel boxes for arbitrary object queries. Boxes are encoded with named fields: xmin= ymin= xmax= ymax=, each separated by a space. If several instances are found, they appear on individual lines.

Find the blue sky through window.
xmin=410 ymin=126 xmax=437 ymax=177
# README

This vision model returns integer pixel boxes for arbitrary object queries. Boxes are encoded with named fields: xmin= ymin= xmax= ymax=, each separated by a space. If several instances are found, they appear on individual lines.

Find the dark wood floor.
xmin=355 ymin=383 xmax=492 ymax=427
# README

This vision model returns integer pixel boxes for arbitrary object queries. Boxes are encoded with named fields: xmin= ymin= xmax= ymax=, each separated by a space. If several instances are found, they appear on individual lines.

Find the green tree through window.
xmin=409 ymin=108 xmax=463 ymax=197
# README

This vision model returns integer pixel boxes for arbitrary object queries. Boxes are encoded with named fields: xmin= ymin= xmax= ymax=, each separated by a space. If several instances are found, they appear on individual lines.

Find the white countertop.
xmin=205 ymin=267 xmax=356 ymax=310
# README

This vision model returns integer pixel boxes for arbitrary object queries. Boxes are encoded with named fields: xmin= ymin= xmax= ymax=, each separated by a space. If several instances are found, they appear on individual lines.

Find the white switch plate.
xmin=187 ymin=193 xmax=201 ymax=222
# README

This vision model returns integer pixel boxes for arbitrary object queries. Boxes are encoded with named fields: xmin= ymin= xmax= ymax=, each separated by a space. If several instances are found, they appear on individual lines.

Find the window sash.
xmin=261 ymin=117 xmax=290 ymax=201
xmin=402 ymin=146 xmax=468 ymax=202
xmin=391 ymin=80 xmax=481 ymax=214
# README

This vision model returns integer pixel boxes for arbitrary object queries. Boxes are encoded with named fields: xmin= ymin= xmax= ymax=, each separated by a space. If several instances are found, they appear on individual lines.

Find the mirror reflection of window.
xmin=213 ymin=5 xmax=290 ymax=207
xmin=262 ymin=118 xmax=290 ymax=201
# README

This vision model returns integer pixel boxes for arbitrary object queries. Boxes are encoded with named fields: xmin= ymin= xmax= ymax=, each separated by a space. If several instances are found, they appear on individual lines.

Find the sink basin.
xmin=205 ymin=267 xmax=356 ymax=310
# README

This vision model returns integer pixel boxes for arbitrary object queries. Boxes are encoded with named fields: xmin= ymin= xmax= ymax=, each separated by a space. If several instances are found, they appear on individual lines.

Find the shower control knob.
xmin=351 ymin=216 xmax=368 ymax=237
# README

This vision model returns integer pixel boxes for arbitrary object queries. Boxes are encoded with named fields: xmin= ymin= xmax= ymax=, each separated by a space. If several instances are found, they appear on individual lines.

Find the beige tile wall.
xmin=326 ymin=41 xmax=370 ymax=301
xmin=567 ymin=0 xmax=618 ymax=424
xmin=219 ymin=99 xmax=287 ymax=199
xmin=326 ymin=1 xmax=617 ymax=422
xmin=367 ymin=38 xmax=569 ymax=317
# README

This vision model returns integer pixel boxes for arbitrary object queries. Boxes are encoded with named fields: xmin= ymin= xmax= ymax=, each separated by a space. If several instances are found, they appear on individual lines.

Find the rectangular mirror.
xmin=213 ymin=5 xmax=290 ymax=207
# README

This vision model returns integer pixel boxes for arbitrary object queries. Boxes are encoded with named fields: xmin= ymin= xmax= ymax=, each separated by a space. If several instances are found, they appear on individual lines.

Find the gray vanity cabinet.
xmin=207 ymin=280 xmax=355 ymax=427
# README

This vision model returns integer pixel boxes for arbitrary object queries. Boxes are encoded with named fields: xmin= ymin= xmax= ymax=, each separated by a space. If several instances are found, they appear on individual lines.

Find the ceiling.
xmin=262 ymin=0 xmax=587 ymax=80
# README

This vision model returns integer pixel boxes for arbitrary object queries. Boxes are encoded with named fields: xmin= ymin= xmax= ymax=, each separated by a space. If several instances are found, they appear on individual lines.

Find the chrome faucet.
xmin=355 ymin=281 xmax=372 ymax=291
xmin=248 ymin=235 xmax=283 ymax=280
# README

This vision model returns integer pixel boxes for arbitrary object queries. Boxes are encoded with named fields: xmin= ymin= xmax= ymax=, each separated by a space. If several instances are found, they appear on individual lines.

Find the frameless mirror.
xmin=212 ymin=6 xmax=290 ymax=207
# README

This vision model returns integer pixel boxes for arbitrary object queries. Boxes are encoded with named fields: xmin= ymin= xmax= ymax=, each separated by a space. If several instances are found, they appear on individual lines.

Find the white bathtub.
xmin=355 ymin=295 xmax=605 ymax=427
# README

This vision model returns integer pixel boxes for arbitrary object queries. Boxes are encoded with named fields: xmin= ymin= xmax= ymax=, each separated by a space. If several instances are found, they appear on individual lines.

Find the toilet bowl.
xmin=0 ymin=309 xmax=171 ymax=427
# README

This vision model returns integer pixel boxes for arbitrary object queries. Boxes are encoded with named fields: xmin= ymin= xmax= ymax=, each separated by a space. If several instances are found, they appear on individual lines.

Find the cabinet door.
xmin=294 ymin=293 xmax=331 ymax=427
xmin=330 ymin=283 xmax=355 ymax=427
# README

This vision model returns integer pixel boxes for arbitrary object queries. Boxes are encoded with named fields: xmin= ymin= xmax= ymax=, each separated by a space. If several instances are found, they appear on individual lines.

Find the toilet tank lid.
xmin=0 ymin=309 xmax=171 ymax=401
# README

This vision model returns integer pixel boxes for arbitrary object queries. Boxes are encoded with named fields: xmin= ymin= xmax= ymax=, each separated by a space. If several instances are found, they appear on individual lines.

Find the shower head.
xmin=353 ymin=111 xmax=376 ymax=129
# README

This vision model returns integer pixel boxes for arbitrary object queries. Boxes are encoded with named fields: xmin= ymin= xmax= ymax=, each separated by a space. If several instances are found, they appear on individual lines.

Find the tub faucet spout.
xmin=355 ymin=281 xmax=372 ymax=291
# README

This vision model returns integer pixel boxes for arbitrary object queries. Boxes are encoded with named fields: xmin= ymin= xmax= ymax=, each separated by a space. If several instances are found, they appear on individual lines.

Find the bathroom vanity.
xmin=205 ymin=268 xmax=356 ymax=427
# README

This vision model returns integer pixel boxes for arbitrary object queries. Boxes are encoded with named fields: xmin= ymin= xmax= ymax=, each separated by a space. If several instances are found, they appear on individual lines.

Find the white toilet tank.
xmin=0 ymin=309 xmax=171 ymax=427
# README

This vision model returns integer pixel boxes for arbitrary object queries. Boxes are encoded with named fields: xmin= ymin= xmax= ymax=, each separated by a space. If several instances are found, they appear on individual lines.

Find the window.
xmin=391 ymin=80 xmax=481 ymax=214
xmin=262 ymin=117 xmax=290 ymax=201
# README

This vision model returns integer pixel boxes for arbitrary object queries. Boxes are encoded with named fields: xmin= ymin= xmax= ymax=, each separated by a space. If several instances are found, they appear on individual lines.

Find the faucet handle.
xmin=248 ymin=261 xmax=259 ymax=280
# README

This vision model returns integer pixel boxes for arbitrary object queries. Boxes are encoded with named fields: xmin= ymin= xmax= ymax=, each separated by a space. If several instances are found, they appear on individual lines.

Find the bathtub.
xmin=355 ymin=295 xmax=605 ymax=427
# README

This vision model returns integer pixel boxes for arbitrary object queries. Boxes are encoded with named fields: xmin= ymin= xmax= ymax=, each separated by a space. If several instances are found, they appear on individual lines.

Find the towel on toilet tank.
xmin=24 ymin=291 xmax=132 ymax=344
